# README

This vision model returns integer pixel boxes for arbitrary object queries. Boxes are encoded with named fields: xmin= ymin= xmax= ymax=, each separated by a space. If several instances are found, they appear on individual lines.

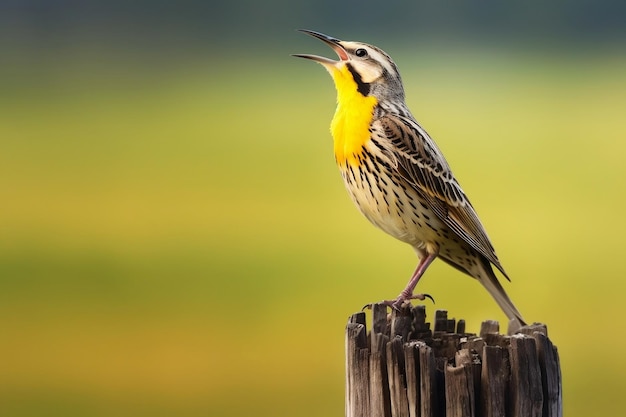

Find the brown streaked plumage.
xmin=294 ymin=30 xmax=526 ymax=333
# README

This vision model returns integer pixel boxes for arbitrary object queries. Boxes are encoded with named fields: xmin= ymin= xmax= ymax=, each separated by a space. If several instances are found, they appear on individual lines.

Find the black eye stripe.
xmin=346 ymin=63 xmax=370 ymax=96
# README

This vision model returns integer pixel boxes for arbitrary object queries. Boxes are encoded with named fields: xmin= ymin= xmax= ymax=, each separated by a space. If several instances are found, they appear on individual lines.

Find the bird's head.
xmin=293 ymin=30 xmax=405 ymax=103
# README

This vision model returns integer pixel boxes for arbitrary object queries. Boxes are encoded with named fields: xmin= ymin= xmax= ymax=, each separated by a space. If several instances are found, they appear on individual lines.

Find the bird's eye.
xmin=355 ymin=48 xmax=368 ymax=58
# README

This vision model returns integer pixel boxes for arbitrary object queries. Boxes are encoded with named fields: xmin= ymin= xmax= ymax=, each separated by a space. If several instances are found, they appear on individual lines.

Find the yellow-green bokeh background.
xmin=1 ymin=3 xmax=626 ymax=416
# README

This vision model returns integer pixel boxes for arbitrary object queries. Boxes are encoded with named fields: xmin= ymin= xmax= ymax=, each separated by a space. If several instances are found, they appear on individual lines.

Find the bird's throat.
xmin=330 ymin=66 xmax=378 ymax=167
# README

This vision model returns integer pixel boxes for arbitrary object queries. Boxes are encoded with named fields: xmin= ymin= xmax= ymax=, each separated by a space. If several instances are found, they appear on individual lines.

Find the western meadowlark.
xmin=294 ymin=30 xmax=526 ymax=332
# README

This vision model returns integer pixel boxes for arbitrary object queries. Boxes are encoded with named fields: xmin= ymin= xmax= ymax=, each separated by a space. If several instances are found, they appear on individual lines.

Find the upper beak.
xmin=292 ymin=30 xmax=349 ymax=66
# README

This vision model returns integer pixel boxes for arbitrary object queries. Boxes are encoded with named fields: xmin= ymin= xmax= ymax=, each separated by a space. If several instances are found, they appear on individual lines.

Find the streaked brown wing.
xmin=377 ymin=114 xmax=508 ymax=278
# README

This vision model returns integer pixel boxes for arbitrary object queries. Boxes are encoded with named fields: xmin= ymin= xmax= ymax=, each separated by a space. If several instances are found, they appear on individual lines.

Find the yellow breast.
xmin=329 ymin=66 xmax=378 ymax=166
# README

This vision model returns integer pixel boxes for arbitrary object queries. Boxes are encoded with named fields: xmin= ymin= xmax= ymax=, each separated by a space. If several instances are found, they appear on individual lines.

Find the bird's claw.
xmin=420 ymin=293 xmax=435 ymax=303
xmin=394 ymin=293 xmax=435 ymax=307
xmin=363 ymin=293 xmax=435 ymax=312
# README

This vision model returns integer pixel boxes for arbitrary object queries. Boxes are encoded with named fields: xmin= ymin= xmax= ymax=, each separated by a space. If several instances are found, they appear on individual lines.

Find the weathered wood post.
xmin=345 ymin=304 xmax=561 ymax=417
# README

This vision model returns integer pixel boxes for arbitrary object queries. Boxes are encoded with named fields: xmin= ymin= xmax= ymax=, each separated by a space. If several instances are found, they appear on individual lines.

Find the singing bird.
xmin=294 ymin=30 xmax=525 ymax=332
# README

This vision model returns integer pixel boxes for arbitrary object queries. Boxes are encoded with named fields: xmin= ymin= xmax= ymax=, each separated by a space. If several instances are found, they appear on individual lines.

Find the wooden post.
xmin=345 ymin=304 xmax=562 ymax=417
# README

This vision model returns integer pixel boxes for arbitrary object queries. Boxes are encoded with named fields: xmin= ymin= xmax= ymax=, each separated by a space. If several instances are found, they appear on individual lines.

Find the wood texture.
xmin=445 ymin=362 xmax=475 ymax=417
xmin=481 ymin=345 xmax=506 ymax=417
xmin=370 ymin=332 xmax=391 ymax=417
xmin=419 ymin=343 xmax=438 ymax=417
xmin=404 ymin=342 xmax=421 ymax=417
xmin=345 ymin=305 xmax=561 ymax=417
xmin=387 ymin=336 xmax=409 ymax=417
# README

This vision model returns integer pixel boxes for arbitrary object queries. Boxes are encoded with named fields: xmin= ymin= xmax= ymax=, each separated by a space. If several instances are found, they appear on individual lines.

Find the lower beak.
xmin=292 ymin=30 xmax=349 ymax=65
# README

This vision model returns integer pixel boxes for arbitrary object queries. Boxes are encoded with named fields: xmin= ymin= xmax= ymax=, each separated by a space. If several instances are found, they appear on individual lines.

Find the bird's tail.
xmin=479 ymin=260 xmax=526 ymax=334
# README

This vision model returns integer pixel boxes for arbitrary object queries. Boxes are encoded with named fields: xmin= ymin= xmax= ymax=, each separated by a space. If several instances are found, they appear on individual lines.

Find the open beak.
xmin=292 ymin=30 xmax=349 ymax=66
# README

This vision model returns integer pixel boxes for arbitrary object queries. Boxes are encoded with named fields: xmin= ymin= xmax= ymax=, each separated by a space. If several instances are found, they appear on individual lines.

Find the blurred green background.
xmin=1 ymin=1 xmax=625 ymax=416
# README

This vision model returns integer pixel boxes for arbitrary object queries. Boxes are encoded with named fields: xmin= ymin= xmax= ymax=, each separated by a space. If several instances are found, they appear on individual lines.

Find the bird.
xmin=293 ymin=30 xmax=526 ymax=332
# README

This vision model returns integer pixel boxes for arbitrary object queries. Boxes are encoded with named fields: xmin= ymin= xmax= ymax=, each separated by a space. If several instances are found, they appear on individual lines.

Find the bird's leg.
xmin=388 ymin=252 xmax=437 ymax=310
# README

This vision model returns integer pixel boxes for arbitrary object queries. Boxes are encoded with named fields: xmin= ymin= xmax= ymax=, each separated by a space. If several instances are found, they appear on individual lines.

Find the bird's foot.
xmin=362 ymin=293 xmax=434 ymax=311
